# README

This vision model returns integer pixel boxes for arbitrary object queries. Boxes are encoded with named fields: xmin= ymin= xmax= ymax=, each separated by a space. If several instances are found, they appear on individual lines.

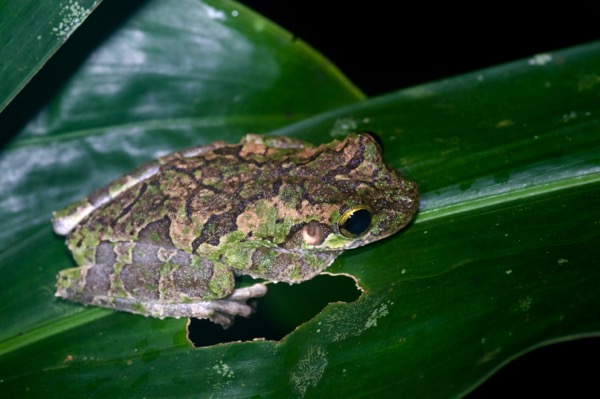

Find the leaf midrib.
xmin=418 ymin=171 xmax=600 ymax=222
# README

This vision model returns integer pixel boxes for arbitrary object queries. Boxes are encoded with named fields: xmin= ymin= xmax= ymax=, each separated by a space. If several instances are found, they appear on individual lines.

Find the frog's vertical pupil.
xmin=339 ymin=207 xmax=372 ymax=238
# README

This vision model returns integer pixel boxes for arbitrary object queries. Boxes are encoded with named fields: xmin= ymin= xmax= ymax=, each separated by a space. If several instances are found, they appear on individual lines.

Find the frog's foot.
xmin=56 ymin=262 xmax=268 ymax=328
xmin=199 ymin=283 xmax=269 ymax=328
xmin=79 ymin=283 xmax=268 ymax=329
xmin=196 ymin=283 xmax=267 ymax=328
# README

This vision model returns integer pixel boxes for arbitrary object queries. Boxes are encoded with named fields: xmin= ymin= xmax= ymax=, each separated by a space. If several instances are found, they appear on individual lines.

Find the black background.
xmin=238 ymin=1 xmax=600 ymax=398
xmin=240 ymin=1 xmax=600 ymax=97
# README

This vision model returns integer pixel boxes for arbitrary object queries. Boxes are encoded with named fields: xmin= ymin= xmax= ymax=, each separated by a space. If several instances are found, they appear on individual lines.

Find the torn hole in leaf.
xmin=187 ymin=274 xmax=361 ymax=348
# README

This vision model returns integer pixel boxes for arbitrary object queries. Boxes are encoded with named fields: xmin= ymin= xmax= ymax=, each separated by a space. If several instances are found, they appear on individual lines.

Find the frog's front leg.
xmin=55 ymin=242 xmax=267 ymax=328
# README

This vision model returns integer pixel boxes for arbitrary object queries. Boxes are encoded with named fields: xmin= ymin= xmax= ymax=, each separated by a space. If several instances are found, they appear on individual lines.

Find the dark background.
xmin=238 ymin=1 xmax=600 ymax=398
xmin=241 ymin=1 xmax=600 ymax=97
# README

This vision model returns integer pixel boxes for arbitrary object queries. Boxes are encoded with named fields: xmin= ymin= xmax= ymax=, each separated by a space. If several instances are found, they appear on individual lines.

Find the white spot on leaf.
xmin=213 ymin=360 xmax=234 ymax=378
xmin=329 ymin=117 xmax=360 ymax=137
xmin=207 ymin=360 xmax=235 ymax=391
xmin=290 ymin=346 xmax=328 ymax=398
xmin=518 ymin=296 xmax=533 ymax=312
xmin=528 ymin=53 xmax=552 ymax=66
xmin=52 ymin=1 xmax=96 ymax=38
xmin=561 ymin=111 xmax=578 ymax=122
xmin=365 ymin=301 xmax=391 ymax=329
xmin=321 ymin=296 xmax=393 ymax=342
xmin=205 ymin=5 xmax=226 ymax=20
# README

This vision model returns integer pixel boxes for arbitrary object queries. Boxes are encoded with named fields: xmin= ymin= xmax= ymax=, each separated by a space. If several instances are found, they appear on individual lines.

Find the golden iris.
xmin=337 ymin=206 xmax=372 ymax=238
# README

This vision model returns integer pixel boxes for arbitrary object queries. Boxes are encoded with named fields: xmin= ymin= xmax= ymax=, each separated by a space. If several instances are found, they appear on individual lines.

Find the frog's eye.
xmin=336 ymin=206 xmax=372 ymax=238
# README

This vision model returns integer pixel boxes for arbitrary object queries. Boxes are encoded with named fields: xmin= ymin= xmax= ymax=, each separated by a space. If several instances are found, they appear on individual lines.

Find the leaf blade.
xmin=0 ymin=0 xmax=103 ymax=112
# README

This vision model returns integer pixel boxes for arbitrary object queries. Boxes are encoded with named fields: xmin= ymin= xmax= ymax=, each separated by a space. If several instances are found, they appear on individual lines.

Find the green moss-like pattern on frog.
xmin=52 ymin=133 xmax=418 ymax=327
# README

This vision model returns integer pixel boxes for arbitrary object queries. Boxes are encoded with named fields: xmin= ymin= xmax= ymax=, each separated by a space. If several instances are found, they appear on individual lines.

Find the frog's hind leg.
xmin=55 ymin=267 xmax=262 ymax=329
xmin=115 ymin=283 xmax=268 ymax=328
xmin=55 ymin=242 xmax=267 ymax=328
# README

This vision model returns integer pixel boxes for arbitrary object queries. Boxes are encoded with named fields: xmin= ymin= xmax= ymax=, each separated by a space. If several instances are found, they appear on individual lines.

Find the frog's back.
xmin=64 ymin=133 xmax=417 ymax=260
xmin=69 ymin=140 xmax=292 ymax=249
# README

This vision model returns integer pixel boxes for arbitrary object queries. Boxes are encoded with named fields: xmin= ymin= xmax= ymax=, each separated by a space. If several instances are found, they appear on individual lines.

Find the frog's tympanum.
xmin=52 ymin=133 xmax=419 ymax=327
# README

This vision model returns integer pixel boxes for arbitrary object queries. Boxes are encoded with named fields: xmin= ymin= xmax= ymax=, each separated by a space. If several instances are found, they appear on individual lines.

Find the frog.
xmin=52 ymin=132 xmax=419 ymax=328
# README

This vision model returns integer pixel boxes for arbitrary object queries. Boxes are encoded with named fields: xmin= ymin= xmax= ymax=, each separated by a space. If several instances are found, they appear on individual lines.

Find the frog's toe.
xmin=207 ymin=283 xmax=268 ymax=328
xmin=206 ymin=302 xmax=253 ymax=328
xmin=209 ymin=312 xmax=236 ymax=328
xmin=228 ymin=283 xmax=268 ymax=300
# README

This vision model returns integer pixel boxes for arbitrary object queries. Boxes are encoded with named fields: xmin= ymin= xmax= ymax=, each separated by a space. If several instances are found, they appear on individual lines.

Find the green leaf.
xmin=0 ymin=0 xmax=362 ymax=343
xmin=0 ymin=0 xmax=104 ymax=112
xmin=1 ymin=0 xmax=599 ymax=398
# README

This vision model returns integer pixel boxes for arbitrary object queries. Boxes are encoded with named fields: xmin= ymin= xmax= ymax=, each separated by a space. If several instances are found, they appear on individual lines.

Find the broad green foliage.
xmin=0 ymin=0 xmax=599 ymax=398
xmin=0 ymin=0 xmax=102 ymax=112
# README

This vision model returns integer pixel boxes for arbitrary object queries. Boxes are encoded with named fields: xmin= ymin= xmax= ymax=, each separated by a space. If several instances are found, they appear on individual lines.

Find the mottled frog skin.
xmin=52 ymin=133 xmax=418 ymax=327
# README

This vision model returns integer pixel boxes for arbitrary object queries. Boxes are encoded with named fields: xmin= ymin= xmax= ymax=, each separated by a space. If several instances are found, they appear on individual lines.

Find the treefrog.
xmin=52 ymin=132 xmax=419 ymax=327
